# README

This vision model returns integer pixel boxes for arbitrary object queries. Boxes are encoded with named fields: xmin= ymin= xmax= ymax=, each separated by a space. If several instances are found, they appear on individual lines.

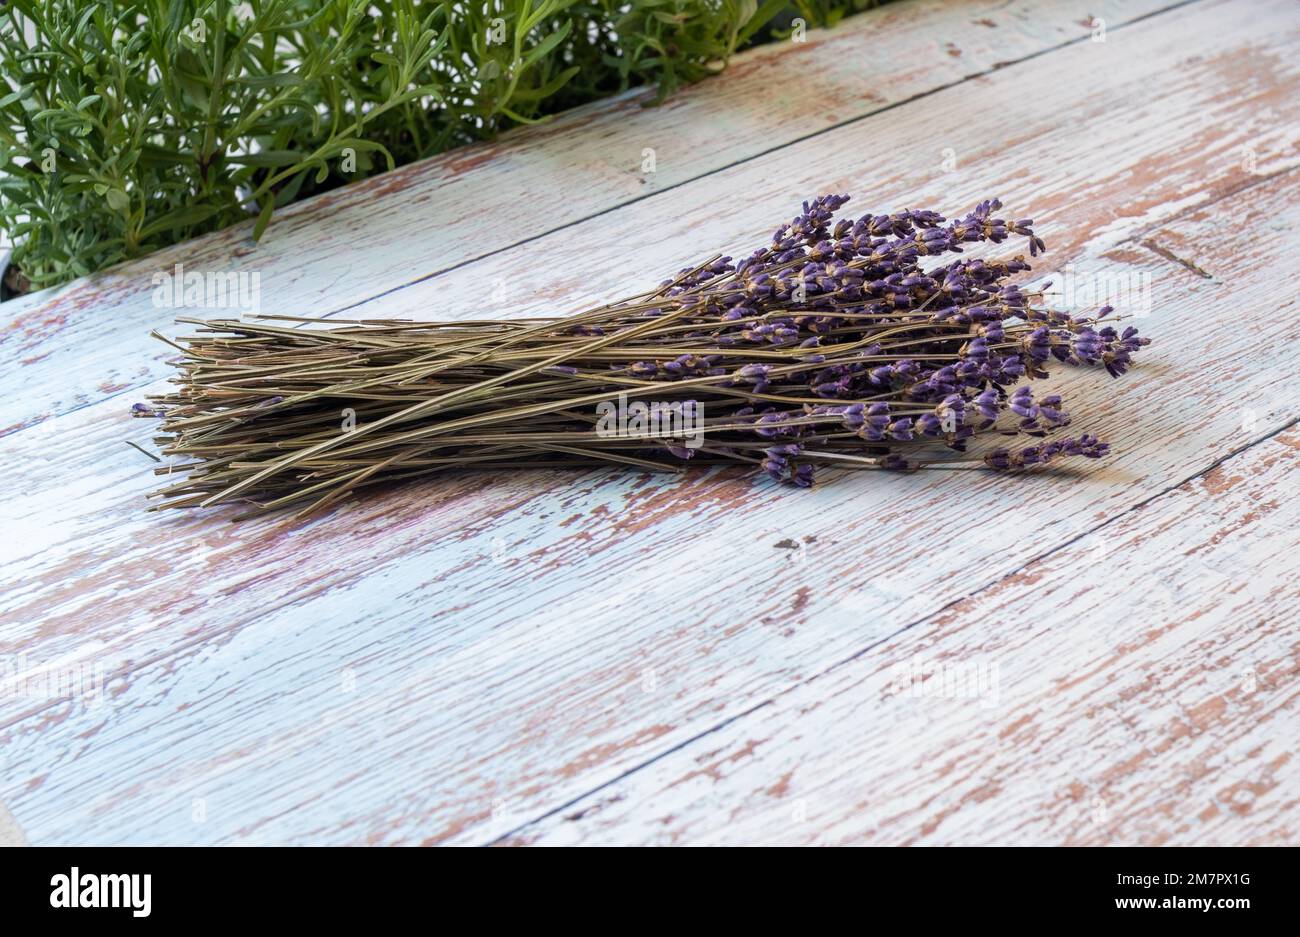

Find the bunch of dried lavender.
xmin=135 ymin=194 xmax=1149 ymax=520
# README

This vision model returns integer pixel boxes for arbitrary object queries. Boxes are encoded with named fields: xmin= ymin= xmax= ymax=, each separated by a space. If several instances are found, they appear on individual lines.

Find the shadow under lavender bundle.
xmin=135 ymin=194 xmax=1150 ymax=520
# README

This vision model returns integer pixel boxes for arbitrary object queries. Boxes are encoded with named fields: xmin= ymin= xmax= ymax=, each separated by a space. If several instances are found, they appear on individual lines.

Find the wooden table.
xmin=1 ymin=0 xmax=1297 ymax=846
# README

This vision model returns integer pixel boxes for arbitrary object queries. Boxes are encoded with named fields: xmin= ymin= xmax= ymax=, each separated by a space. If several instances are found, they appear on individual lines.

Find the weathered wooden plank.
xmin=2 ymin=153 xmax=1296 ymax=845
xmin=0 ymin=799 xmax=25 ymax=846
xmin=501 ymin=428 xmax=1300 ymax=846
xmin=3 ymin=0 xmax=1296 ymax=696
xmin=0 ymin=0 xmax=1182 ymax=436
xmin=342 ymin=2 xmax=1300 ymax=331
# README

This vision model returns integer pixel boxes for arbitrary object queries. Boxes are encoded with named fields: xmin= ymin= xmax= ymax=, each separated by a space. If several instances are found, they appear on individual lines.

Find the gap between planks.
xmin=2 ymin=0 xmax=1297 ymax=845
xmin=0 ymin=0 xmax=1195 ymax=437
xmin=505 ymin=431 xmax=1300 ymax=845
xmin=328 ymin=0 xmax=1207 ymax=318
xmin=6 ymin=0 xmax=1287 ymax=703
xmin=0 ymin=167 xmax=1275 ymax=740
xmin=487 ymin=414 xmax=1300 ymax=845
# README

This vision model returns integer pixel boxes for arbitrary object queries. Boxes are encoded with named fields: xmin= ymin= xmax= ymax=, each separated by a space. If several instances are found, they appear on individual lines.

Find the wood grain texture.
xmin=4 ymin=162 xmax=1293 ymax=846
xmin=0 ymin=0 xmax=1179 ymax=435
xmin=502 ymin=428 xmax=1300 ymax=845
xmin=4 ymin=0 xmax=1297 ymax=691
xmin=0 ymin=799 xmax=26 ymax=846
xmin=1 ymin=0 xmax=1297 ymax=846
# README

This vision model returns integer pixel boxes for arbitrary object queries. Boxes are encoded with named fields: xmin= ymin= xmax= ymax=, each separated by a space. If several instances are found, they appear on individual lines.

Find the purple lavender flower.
xmin=916 ymin=413 xmax=943 ymax=437
xmin=1070 ymin=327 xmax=1104 ymax=364
xmin=887 ymin=417 xmax=914 ymax=441
xmin=733 ymin=363 xmax=772 ymax=393
xmin=1022 ymin=326 xmax=1052 ymax=363
xmin=1038 ymin=394 xmax=1068 ymax=426
xmin=553 ymin=194 xmax=1149 ymax=489
xmin=975 ymin=388 xmax=1001 ymax=422
xmin=1009 ymin=385 xmax=1038 ymax=421
xmin=984 ymin=449 xmax=1012 ymax=470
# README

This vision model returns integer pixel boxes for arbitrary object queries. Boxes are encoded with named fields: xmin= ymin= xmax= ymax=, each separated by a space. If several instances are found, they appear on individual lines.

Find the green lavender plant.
xmin=0 ymin=1 xmax=883 ymax=294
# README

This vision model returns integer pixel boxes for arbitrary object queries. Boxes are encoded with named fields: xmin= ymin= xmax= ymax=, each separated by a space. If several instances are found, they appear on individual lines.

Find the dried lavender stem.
xmin=134 ymin=195 xmax=1149 ymax=519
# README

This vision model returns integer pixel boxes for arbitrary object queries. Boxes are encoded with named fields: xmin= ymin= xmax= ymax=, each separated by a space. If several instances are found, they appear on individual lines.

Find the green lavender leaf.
xmin=0 ymin=0 xmax=889 ymax=292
